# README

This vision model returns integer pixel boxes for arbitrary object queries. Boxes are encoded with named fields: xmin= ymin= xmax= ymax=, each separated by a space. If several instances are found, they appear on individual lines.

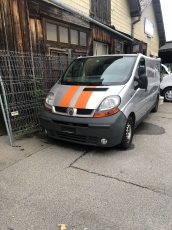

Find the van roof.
xmin=77 ymin=54 xmax=138 ymax=59
xmin=77 ymin=53 xmax=161 ymax=61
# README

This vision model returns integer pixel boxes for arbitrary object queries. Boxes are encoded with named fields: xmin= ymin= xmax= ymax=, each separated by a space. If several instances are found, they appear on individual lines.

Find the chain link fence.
xmin=0 ymin=50 xmax=74 ymax=144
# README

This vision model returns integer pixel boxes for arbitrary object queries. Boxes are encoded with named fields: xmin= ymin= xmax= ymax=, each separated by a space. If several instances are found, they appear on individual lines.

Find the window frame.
xmin=93 ymin=41 xmax=109 ymax=56
xmin=44 ymin=18 xmax=88 ymax=48
xmin=71 ymin=29 xmax=79 ymax=45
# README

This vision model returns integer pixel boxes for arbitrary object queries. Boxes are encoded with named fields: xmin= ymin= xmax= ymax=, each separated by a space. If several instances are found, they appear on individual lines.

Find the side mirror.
xmin=134 ymin=75 xmax=148 ymax=90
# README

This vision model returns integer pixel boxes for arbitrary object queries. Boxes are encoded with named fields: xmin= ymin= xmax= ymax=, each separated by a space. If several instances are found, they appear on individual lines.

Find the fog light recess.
xmin=44 ymin=129 xmax=48 ymax=134
xmin=101 ymin=138 xmax=108 ymax=145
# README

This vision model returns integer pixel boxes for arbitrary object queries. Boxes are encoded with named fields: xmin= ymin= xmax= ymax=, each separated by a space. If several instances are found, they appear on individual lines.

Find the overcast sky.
xmin=160 ymin=0 xmax=172 ymax=41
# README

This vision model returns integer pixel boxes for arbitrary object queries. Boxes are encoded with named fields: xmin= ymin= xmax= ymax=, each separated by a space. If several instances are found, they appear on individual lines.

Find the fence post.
xmin=0 ymin=95 xmax=13 ymax=146
xmin=0 ymin=75 xmax=13 ymax=146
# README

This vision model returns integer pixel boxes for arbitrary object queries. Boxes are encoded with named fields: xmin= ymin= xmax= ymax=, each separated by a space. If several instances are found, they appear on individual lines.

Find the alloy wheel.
xmin=165 ymin=90 xmax=172 ymax=101
xmin=126 ymin=122 xmax=132 ymax=143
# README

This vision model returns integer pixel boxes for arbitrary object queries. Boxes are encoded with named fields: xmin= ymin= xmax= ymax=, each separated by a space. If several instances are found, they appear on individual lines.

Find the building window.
xmin=143 ymin=44 xmax=147 ymax=55
xmin=59 ymin=26 xmax=69 ymax=43
xmin=93 ymin=41 xmax=108 ymax=55
xmin=132 ymin=44 xmax=139 ymax=53
xmin=45 ymin=19 xmax=88 ymax=47
xmin=71 ymin=29 xmax=78 ymax=45
xmin=80 ymin=32 xmax=87 ymax=46
xmin=46 ymin=23 xmax=57 ymax=41
xmin=116 ymin=42 xmax=122 ymax=52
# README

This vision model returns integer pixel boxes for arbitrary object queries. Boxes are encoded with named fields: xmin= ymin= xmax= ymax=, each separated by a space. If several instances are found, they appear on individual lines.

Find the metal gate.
xmin=0 ymin=50 xmax=74 ymax=145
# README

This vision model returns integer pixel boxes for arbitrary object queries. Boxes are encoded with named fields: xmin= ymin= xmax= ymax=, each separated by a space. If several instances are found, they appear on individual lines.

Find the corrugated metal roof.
xmin=159 ymin=42 xmax=172 ymax=51
xmin=139 ymin=0 xmax=152 ymax=11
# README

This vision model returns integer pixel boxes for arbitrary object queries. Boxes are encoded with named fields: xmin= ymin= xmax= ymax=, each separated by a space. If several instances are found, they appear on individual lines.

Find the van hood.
xmin=161 ymin=73 xmax=172 ymax=82
xmin=51 ymin=84 xmax=125 ymax=109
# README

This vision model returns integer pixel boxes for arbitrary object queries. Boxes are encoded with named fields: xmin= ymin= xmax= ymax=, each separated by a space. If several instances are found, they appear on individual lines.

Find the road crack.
xmin=70 ymin=165 xmax=172 ymax=198
xmin=67 ymin=148 xmax=94 ymax=168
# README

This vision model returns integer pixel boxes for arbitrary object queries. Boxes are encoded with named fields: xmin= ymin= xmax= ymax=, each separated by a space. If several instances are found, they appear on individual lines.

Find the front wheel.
xmin=119 ymin=116 xmax=134 ymax=149
xmin=163 ymin=87 xmax=172 ymax=102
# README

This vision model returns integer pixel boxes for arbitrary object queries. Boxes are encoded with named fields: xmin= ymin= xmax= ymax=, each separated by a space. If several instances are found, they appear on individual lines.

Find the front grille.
xmin=56 ymin=131 xmax=86 ymax=142
xmin=49 ymin=130 xmax=56 ymax=136
xmin=52 ymin=120 xmax=88 ymax=127
xmin=54 ymin=106 xmax=93 ymax=116
xmin=77 ymin=109 xmax=93 ymax=115
xmin=89 ymin=136 xmax=97 ymax=144
xmin=48 ymin=129 xmax=97 ymax=144
xmin=55 ymin=106 xmax=67 ymax=113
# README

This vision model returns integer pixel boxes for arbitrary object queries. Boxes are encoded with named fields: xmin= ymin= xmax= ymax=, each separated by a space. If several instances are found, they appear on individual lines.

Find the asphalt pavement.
xmin=0 ymin=102 xmax=172 ymax=230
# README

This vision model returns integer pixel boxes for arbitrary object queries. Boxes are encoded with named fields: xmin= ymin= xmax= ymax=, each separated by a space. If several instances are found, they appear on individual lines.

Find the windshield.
xmin=61 ymin=56 xmax=136 ymax=85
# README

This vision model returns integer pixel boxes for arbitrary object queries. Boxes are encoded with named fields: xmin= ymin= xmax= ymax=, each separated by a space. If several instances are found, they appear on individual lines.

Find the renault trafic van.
xmin=40 ymin=54 xmax=161 ymax=149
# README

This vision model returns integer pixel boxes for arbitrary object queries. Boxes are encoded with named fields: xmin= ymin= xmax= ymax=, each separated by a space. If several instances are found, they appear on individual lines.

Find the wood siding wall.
xmin=0 ymin=0 xmax=160 ymax=57
xmin=111 ymin=0 xmax=132 ymax=35
xmin=88 ymin=24 xmax=114 ymax=55
xmin=0 ymin=0 xmax=90 ymax=54
xmin=134 ymin=2 xmax=160 ymax=56
xmin=56 ymin=0 xmax=89 ymax=15
xmin=0 ymin=0 xmax=30 ymax=52
xmin=90 ymin=0 xmax=111 ymax=25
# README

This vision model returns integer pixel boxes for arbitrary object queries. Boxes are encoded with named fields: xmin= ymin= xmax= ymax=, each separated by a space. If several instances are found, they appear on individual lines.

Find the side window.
xmin=134 ymin=58 xmax=146 ymax=88
xmin=135 ymin=58 xmax=146 ymax=78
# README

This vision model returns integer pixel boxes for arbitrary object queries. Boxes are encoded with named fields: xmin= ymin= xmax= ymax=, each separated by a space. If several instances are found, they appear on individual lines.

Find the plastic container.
xmin=159 ymin=96 xmax=164 ymax=105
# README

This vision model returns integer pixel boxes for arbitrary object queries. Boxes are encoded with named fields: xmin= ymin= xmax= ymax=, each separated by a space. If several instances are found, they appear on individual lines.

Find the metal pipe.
xmin=47 ymin=0 xmax=134 ymax=42
xmin=0 ymin=95 xmax=13 ymax=146
xmin=26 ymin=3 xmax=37 ymax=90
xmin=132 ymin=16 xmax=141 ymax=39
xmin=0 ymin=76 xmax=13 ymax=146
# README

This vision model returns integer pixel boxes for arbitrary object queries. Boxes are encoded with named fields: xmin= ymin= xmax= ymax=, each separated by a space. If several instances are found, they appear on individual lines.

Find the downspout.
xmin=132 ymin=16 xmax=141 ymax=40
xmin=47 ymin=0 xmax=133 ymax=42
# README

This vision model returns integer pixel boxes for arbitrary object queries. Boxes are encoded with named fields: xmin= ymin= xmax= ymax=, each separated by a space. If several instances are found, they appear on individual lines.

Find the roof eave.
xmin=152 ymin=0 xmax=166 ymax=46
xmin=127 ymin=0 xmax=142 ymax=17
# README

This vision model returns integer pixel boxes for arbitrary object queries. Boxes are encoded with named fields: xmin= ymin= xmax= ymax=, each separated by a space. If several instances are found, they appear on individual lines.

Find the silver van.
xmin=40 ymin=54 xmax=161 ymax=149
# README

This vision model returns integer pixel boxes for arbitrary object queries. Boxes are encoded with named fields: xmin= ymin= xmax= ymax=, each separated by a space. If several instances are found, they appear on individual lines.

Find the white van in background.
xmin=40 ymin=54 xmax=161 ymax=149
xmin=160 ymin=64 xmax=172 ymax=102
xmin=160 ymin=73 xmax=172 ymax=102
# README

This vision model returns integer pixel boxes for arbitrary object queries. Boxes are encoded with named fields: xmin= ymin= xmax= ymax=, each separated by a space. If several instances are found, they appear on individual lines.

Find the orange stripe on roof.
xmin=75 ymin=86 xmax=96 ymax=109
xmin=59 ymin=86 xmax=80 ymax=107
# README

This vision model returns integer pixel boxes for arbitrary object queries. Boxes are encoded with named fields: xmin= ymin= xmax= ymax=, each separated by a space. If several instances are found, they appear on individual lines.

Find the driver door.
xmin=134 ymin=58 xmax=148 ymax=122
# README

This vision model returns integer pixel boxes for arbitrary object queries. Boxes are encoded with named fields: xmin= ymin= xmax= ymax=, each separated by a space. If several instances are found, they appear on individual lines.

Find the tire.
xmin=119 ymin=116 xmax=134 ymax=149
xmin=151 ymin=96 xmax=159 ymax=112
xmin=163 ymin=87 xmax=172 ymax=102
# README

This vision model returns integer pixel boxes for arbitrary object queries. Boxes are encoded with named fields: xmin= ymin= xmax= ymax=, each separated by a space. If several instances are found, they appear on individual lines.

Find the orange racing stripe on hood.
xmin=59 ymin=85 xmax=80 ymax=107
xmin=74 ymin=86 xmax=96 ymax=109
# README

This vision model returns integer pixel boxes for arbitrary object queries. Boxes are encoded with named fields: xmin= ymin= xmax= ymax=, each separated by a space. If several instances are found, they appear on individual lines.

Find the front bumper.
xmin=40 ymin=109 xmax=127 ymax=147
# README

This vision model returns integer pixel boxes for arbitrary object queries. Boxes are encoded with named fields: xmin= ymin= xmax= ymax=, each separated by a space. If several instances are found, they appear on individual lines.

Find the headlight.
xmin=94 ymin=96 xmax=120 ymax=118
xmin=45 ymin=92 xmax=54 ymax=106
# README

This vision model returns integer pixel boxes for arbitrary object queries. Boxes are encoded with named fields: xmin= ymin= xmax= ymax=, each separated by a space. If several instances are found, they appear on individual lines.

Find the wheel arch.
xmin=128 ymin=112 xmax=135 ymax=126
xmin=162 ymin=86 xmax=172 ymax=102
xmin=162 ymin=86 xmax=172 ymax=95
